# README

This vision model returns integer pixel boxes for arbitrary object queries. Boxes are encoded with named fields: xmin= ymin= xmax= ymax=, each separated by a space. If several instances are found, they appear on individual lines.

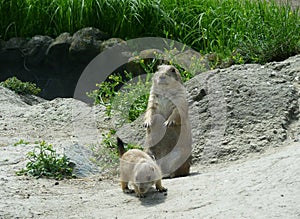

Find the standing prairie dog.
xmin=144 ymin=64 xmax=192 ymax=178
xmin=117 ymin=137 xmax=167 ymax=198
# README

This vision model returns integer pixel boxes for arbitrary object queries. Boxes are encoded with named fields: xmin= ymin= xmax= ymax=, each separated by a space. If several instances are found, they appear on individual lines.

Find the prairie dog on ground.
xmin=144 ymin=64 xmax=192 ymax=178
xmin=117 ymin=137 xmax=167 ymax=198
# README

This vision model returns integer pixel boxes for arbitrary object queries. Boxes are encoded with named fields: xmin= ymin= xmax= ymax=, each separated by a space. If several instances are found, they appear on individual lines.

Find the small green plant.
xmin=13 ymin=139 xmax=30 ymax=146
xmin=16 ymin=141 xmax=73 ymax=180
xmin=87 ymin=74 xmax=124 ymax=107
xmin=111 ymin=73 xmax=151 ymax=125
xmin=172 ymin=63 xmax=194 ymax=82
xmin=101 ymin=129 xmax=119 ymax=157
xmin=0 ymin=77 xmax=41 ymax=95
xmin=90 ymin=129 xmax=143 ymax=175
xmin=87 ymin=60 xmax=154 ymax=126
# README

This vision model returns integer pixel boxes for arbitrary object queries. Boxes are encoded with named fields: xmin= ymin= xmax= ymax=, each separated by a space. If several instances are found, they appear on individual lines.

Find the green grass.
xmin=0 ymin=0 xmax=299 ymax=63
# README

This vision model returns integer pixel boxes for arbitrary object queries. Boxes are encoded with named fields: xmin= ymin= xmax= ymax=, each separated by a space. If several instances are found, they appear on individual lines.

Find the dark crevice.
xmin=193 ymin=89 xmax=207 ymax=102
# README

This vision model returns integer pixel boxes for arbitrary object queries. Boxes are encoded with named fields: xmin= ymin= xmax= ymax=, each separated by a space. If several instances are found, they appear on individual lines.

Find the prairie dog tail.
xmin=117 ymin=137 xmax=126 ymax=157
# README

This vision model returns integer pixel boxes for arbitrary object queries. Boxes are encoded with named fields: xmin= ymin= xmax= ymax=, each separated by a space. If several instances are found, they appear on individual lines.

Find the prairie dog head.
xmin=153 ymin=65 xmax=182 ymax=87
xmin=133 ymin=161 xmax=160 ymax=194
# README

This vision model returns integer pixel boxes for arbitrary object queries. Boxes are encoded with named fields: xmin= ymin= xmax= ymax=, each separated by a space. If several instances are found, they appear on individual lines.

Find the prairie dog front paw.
xmin=164 ymin=112 xmax=181 ymax=126
xmin=144 ymin=117 xmax=152 ymax=128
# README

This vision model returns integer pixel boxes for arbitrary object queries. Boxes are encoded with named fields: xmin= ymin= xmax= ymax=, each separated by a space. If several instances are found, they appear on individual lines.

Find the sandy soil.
xmin=1 ymin=141 xmax=299 ymax=218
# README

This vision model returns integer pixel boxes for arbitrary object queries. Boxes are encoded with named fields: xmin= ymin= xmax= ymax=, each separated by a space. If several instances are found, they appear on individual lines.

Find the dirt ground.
xmin=1 ymin=141 xmax=299 ymax=218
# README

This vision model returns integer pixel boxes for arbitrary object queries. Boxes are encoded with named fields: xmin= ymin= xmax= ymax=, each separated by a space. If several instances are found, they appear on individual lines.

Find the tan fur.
xmin=144 ymin=65 xmax=192 ymax=178
xmin=118 ymin=138 xmax=167 ymax=198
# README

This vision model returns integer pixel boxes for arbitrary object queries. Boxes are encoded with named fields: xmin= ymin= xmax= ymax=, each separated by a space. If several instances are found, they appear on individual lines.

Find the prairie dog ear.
xmin=170 ymin=66 xmax=177 ymax=73
xmin=157 ymin=65 xmax=164 ymax=71
xmin=170 ymin=66 xmax=182 ymax=82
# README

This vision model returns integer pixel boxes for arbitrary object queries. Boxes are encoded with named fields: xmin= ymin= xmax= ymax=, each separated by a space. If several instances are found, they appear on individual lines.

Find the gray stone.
xmin=100 ymin=38 xmax=126 ymax=51
xmin=64 ymin=143 xmax=100 ymax=178
xmin=5 ymin=37 xmax=28 ymax=49
xmin=46 ymin=33 xmax=73 ymax=62
xmin=24 ymin=35 xmax=53 ymax=65
xmin=0 ymin=37 xmax=28 ymax=63
xmin=188 ymin=59 xmax=299 ymax=164
xmin=72 ymin=27 xmax=110 ymax=41
xmin=69 ymin=27 xmax=109 ymax=63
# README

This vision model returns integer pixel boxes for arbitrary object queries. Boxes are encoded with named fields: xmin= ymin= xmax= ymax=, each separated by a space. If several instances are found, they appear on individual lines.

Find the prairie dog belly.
xmin=155 ymin=95 xmax=175 ymax=120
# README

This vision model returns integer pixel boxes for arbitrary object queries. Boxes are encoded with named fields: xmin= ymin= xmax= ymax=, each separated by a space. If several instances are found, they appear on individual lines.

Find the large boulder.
xmin=117 ymin=55 xmax=300 ymax=165
xmin=0 ymin=37 xmax=28 ymax=64
xmin=69 ymin=27 xmax=110 ymax=63
xmin=46 ymin=33 xmax=73 ymax=64
xmin=24 ymin=35 xmax=53 ymax=66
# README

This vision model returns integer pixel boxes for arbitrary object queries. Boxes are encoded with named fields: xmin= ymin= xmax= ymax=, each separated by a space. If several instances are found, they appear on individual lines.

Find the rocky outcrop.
xmin=117 ymin=55 xmax=300 ymax=164
xmin=0 ymin=29 xmax=213 ymax=100
xmin=0 ymin=27 xmax=123 ymax=99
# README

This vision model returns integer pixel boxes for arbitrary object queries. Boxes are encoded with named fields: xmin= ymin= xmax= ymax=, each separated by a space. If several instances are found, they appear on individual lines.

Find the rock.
xmin=0 ymin=86 xmax=29 ymax=108
xmin=117 ymin=55 xmax=300 ymax=165
xmin=0 ymin=84 xmax=111 ymax=146
xmin=0 ymin=37 xmax=28 ymax=63
xmin=121 ymin=49 xmax=165 ymax=79
xmin=69 ymin=27 xmax=109 ymax=63
xmin=187 ymin=60 xmax=299 ymax=164
xmin=138 ymin=49 xmax=164 ymax=59
xmin=64 ymin=143 xmax=100 ymax=178
xmin=100 ymin=38 xmax=126 ymax=51
xmin=23 ymin=35 xmax=53 ymax=65
xmin=46 ymin=33 xmax=73 ymax=62
xmin=0 ymin=28 xmax=126 ymax=99
xmin=73 ymin=27 xmax=110 ymax=41
xmin=5 ymin=37 xmax=28 ymax=49
xmin=122 ymin=48 xmax=211 ymax=81
xmin=19 ymin=93 xmax=46 ymax=106
xmin=173 ymin=49 xmax=211 ymax=73
xmin=116 ymin=115 xmax=146 ymax=146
